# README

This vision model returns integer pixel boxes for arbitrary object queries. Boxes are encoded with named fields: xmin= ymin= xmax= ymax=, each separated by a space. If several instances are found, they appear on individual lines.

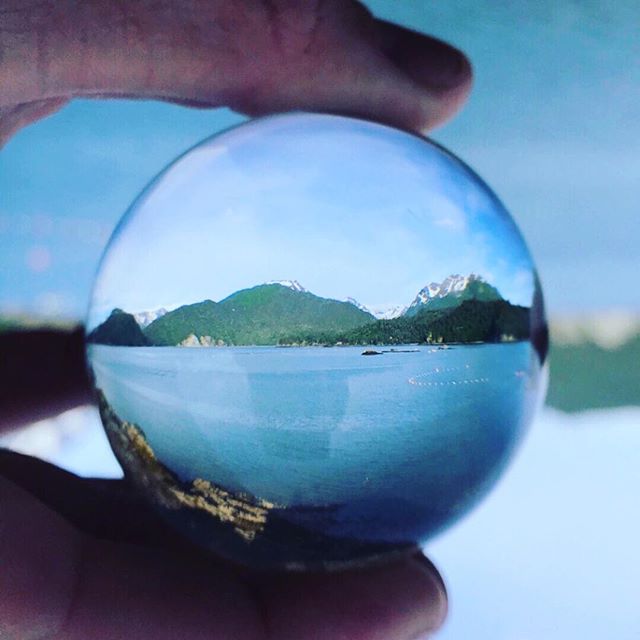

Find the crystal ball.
xmin=87 ymin=113 xmax=547 ymax=570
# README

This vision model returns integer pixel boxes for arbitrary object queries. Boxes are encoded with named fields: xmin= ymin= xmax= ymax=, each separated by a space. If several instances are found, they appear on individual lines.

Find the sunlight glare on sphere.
xmin=86 ymin=113 xmax=547 ymax=570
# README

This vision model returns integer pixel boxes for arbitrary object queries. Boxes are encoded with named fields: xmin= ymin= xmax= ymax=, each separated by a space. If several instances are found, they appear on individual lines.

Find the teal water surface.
xmin=89 ymin=342 xmax=539 ymax=542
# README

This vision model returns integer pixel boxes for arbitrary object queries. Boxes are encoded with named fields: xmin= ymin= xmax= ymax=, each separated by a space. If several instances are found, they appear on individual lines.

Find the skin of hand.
xmin=0 ymin=1 xmax=472 ymax=638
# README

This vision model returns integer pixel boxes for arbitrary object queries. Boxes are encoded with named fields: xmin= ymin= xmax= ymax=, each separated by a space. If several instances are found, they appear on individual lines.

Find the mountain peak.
xmin=345 ymin=296 xmax=371 ymax=314
xmin=266 ymin=279 xmax=307 ymax=293
xmin=406 ymin=273 xmax=502 ymax=316
xmin=369 ymin=304 xmax=408 ymax=320
xmin=88 ymin=309 xmax=150 ymax=346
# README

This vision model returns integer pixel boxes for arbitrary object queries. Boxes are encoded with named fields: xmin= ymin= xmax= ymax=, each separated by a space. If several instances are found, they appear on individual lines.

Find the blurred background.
xmin=1 ymin=1 xmax=639 ymax=638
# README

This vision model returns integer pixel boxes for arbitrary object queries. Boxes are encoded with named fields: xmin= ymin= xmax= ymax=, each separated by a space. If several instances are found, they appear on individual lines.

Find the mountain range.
xmin=143 ymin=283 xmax=374 ymax=347
xmin=88 ymin=275 xmax=530 ymax=347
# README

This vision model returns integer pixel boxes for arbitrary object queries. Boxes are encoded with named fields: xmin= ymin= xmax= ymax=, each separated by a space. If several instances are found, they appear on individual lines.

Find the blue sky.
xmin=88 ymin=114 xmax=534 ymax=328
xmin=1 ymin=1 xmax=639 ymax=320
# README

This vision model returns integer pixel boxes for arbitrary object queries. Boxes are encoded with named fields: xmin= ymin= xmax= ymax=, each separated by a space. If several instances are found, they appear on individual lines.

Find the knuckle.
xmin=262 ymin=0 xmax=370 ymax=56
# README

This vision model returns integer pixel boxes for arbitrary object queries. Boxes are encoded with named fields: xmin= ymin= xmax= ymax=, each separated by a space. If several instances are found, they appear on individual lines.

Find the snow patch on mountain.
xmin=345 ymin=297 xmax=371 ymax=313
xmin=369 ymin=305 xmax=408 ymax=320
xmin=267 ymin=279 xmax=307 ymax=293
xmin=345 ymin=298 xmax=406 ymax=319
xmin=408 ymin=274 xmax=484 ymax=311
xmin=133 ymin=307 xmax=168 ymax=328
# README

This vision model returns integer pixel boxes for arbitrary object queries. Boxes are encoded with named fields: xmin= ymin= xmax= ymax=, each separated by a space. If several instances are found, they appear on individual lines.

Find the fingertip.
xmin=411 ymin=551 xmax=449 ymax=624
xmin=379 ymin=24 xmax=471 ymax=91
xmin=375 ymin=20 xmax=473 ymax=131
xmin=256 ymin=552 xmax=448 ymax=640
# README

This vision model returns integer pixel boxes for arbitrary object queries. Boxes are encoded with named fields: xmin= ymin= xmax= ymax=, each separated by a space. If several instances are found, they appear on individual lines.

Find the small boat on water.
xmin=361 ymin=348 xmax=420 ymax=356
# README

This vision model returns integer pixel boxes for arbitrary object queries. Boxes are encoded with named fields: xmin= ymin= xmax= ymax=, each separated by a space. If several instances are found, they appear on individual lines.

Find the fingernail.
xmin=412 ymin=551 xmax=448 ymax=601
xmin=381 ymin=26 xmax=472 ymax=91
xmin=404 ymin=553 xmax=449 ymax=636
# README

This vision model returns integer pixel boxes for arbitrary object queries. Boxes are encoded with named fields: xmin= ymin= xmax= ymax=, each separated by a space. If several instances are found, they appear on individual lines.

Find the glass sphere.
xmin=87 ymin=113 xmax=547 ymax=570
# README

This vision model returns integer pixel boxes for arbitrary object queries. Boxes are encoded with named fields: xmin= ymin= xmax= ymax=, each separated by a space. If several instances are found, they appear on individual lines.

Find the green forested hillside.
xmin=338 ymin=299 xmax=529 ymax=345
xmin=143 ymin=300 xmax=219 ymax=346
xmin=95 ymin=289 xmax=529 ymax=347
xmin=276 ymin=299 xmax=528 ymax=346
xmin=547 ymin=335 xmax=640 ymax=412
xmin=144 ymin=284 xmax=375 ymax=346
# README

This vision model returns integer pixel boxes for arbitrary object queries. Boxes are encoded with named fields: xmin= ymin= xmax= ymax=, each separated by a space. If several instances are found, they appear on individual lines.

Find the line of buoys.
xmin=412 ymin=364 xmax=473 ymax=379
xmin=408 ymin=377 xmax=489 ymax=387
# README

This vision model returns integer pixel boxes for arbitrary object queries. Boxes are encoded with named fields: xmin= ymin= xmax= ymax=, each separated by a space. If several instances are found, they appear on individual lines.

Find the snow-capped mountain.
xmin=254 ymin=274 xmax=501 ymax=320
xmin=133 ymin=307 xmax=168 ymax=328
xmin=406 ymin=274 xmax=501 ymax=315
xmin=368 ymin=305 xmax=408 ymax=320
xmin=414 ymin=274 xmax=479 ymax=305
xmin=266 ymin=279 xmax=307 ymax=293
xmin=345 ymin=297 xmax=371 ymax=314
xmin=344 ymin=298 xmax=406 ymax=319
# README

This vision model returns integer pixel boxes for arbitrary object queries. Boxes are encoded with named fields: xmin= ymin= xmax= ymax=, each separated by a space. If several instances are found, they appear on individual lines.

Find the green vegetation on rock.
xmin=144 ymin=284 xmax=375 ymax=346
xmin=143 ymin=300 xmax=220 ymax=346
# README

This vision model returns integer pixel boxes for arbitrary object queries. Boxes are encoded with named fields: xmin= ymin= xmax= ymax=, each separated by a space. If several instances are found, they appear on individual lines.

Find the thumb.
xmin=1 ymin=0 xmax=471 ymax=141
xmin=216 ymin=1 xmax=473 ymax=132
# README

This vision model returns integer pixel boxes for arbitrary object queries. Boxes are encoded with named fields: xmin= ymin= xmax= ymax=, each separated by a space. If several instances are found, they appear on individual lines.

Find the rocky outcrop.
xmin=97 ymin=390 xmax=278 ymax=542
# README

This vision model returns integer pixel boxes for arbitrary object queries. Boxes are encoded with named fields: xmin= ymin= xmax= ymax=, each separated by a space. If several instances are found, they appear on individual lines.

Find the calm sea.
xmin=88 ymin=343 xmax=540 ymax=521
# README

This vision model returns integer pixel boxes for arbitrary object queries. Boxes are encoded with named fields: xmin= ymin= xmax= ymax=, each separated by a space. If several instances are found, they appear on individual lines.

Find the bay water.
xmin=89 ymin=343 xmax=540 ymax=523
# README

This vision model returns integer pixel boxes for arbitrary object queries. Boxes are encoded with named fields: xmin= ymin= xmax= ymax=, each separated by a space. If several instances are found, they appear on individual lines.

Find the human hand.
xmin=1 ymin=1 xmax=471 ymax=637
xmin=0 ymin=0 xmax=471 ymax=146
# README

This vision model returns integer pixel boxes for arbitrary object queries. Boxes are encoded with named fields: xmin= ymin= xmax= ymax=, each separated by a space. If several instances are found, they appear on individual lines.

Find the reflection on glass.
xmin=86 ymin=113 xmax=547 ymax=569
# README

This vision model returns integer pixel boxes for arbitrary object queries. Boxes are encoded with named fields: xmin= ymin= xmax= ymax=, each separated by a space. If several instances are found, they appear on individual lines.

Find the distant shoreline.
xmin=88 ymin=340 xmax=526 ymax=349
xmin=88 ymin=278 xmax=532 ymax=349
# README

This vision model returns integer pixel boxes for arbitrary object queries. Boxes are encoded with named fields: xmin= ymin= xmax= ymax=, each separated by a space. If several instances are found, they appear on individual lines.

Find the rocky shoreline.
xmin=96 ymin=389 xmax=411 ymax=569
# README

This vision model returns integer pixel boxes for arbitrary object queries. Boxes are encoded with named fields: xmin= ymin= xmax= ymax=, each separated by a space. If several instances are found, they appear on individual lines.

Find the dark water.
xmin=89 ymin=342 xmax=540 ymax=543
